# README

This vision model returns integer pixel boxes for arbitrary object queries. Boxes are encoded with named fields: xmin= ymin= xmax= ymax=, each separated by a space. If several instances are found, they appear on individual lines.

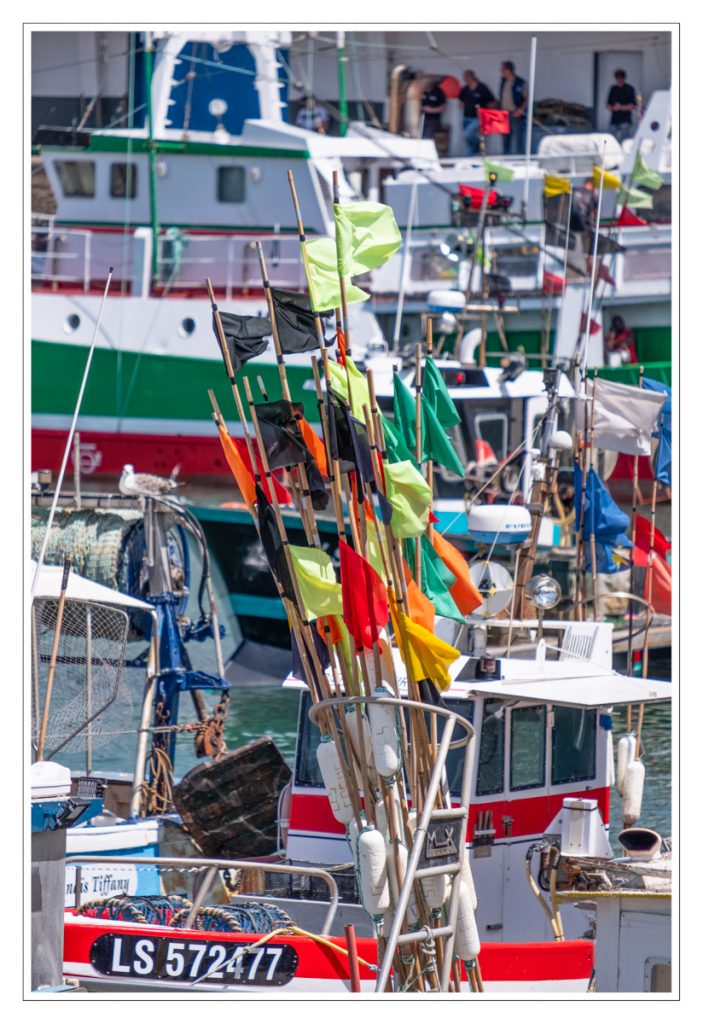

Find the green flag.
xmin=484 ymin=159 xmax=514 ymax=183
xmin=621 ymin=184 xmax=654 ymax=210
xmin=423 ymin=357 xmax=461 ymax=430
xmin=334 ymin=201 xmax=402 ymax=276
xmin=392 ymin=373 xmax=464 ymax=477
xmin=385 ymin=460 xmax=432 ymax=539
xmin=327 ymin=356 xmax=371 ymax=419
xmin=289 ymin=544 xmax=343 ymax=620
xmin=632 ymin=153 xmax=663 ymax=192
xmin=405 ymin=535 xmax=464 ymax=623
xmin=304 ymin=236 xmax=369 ymax=312
xmin=382 ymin=413 xmax=418 ymax=466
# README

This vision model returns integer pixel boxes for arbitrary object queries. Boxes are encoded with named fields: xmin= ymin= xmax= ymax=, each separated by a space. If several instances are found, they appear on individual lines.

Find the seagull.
xmin=119 ymin=463 xmax=182 ymax=498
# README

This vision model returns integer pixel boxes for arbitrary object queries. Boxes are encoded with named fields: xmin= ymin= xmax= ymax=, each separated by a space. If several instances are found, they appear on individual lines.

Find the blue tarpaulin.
xmin=574 ymin=464 xmax=632 ymax=573
xmin=643 ymin=378 xmax=672 ymax=486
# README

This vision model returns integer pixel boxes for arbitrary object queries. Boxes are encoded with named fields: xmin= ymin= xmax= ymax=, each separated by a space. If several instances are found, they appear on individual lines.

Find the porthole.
xmin=64 ymin=313 xmax=80 ymax=333
xmin=180 ymin=317 xmax=196 ymax=337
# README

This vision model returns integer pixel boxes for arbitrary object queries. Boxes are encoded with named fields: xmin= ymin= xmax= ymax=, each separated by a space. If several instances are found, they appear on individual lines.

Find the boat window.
xmin=294 ymin=691 xmax=324 ymax=788
xmin=492 ymin=243 xmax=540 ymax=280
xmin=217 ymin=166 xmax=246 ymax=204
xmin=429 ymin=699 xmax=474 ymax=797
xmin=476 ymin=700 xmax=504 ymax=796
xmin=474 ymin=412 xmax=508 ymax=462
xmin=551 ymin=706 xmax=597 ymax=785
xmin=55 ymin=160 xmax=95 ymax=198
xmin=510 ymin=705 xmax=546 ymax=790
xmin=410 ymin=246 xmax=459 ymax=283
xmin=110 ymin=162 xmax=137 ymax=199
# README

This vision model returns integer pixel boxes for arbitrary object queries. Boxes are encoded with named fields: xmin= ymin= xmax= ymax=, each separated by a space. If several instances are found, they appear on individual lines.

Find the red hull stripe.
xmin=289 ymin=787 xmax=610 ymax=840
xmin=64 ymin=918 xmax=592 ymax=982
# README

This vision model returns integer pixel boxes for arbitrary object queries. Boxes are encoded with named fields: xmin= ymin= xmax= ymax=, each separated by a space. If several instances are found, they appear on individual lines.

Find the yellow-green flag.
xmin=485 ymin=159 xmax=514 ymax=183
xmin=621 ymin=184 xmax=654 ymax=210
xmin=593 ymin=166 xmax=621 ymax=190
xmin=632 ymin=153 xmax=663 ymax=192
xmin=544 ymin=174 xmax=571 ymax=197
xmin=327 ymin=356 xmax=372 ymax=419
xmin=334 ymin=201 xmax=402 ymax=276
xmin=289 ymin=544 xmax=343 ymax=620
xmin=385 ymin=460 xmax=432 ymax=539
xmin=389 ymin=596 xmax=459 ymax=691
xmin=304 ymin=236 xmax=369 ymax=312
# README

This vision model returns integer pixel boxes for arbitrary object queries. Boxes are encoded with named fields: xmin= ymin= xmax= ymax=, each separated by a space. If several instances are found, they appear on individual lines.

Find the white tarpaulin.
xmin=575 ymin=377 xmax=666 ymax=456
xmin=30 ymin=561 xmax=153 ymax=611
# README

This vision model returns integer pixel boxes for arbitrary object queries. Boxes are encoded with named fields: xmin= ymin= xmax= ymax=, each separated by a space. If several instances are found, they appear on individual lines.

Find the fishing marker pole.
xmin=31 ymin=269 xmax=114 ymax=601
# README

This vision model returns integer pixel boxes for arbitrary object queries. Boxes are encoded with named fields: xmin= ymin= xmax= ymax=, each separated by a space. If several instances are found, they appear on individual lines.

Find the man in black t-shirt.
xmin=459 ymin=70 xmax=495 ymax=156
xmin=607 ymin=69 xmax=638 ymax=143
xmin=421 ymin=80 xmax=446 ymax=139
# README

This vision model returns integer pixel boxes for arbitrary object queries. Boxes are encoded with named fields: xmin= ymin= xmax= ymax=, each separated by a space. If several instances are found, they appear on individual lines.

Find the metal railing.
xmin=66 ymin=854 xmax=341 ymax=935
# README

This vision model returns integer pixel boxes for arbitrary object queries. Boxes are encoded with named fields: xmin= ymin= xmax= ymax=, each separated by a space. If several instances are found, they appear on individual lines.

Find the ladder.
xmin=374 ymin=703 xmax=474 ymax=993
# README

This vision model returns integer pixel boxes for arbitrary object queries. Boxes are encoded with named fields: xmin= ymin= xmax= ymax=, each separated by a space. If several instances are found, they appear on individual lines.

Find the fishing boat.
xmin=31 ymin=32 xmax=671 ymax=482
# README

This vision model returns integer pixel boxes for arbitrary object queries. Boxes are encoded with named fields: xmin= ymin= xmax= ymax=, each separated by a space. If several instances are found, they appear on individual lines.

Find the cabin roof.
xmin=368 ymin=360 xmax=575 ymax=401
xmin=462 ymin=673 xmax=671 ymax=709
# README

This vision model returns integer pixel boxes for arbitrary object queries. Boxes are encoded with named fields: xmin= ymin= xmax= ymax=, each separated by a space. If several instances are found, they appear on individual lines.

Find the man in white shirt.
xmin=295 ymin=96 xmax=329 ymax=134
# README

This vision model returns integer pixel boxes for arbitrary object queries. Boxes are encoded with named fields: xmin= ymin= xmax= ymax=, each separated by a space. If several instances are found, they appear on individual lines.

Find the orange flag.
xmin=217 ymin=425 xmax=256 ymax=507
xmin=400 ymin=559 xmax=435 ymax=632
xmin=430 ymin=530 xmax=483 ymax=615
xmin=299 ymin=416 xmax=329 ymax=478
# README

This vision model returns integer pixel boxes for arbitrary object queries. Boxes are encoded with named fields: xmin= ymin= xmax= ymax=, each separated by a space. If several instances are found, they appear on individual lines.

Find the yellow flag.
xmin=289 ymin=545 xmax=343 ymax=621
xmin=390 ymin=596 xmax=459 ymax=691
xmin=593 ymin=166 xmax=621 ymax=190
xmin=544 ymin=174 xmax=571 ymax=198
xmin=326 ymin=356 xmax=372 ymax=419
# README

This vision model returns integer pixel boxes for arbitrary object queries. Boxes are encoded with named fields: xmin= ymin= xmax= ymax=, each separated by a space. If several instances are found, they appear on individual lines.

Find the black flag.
xmin=328 ymin=393 xmax=376 ymax=499
xmin=214 ymin=311 xmax=271 ymax=373
xmin=256 ymin=484 xmax=296 ymax=602
xmin=270 ymin=289 xmax=334 ymax=354
xmin=256 ymin=400 xmax=330 ymax=512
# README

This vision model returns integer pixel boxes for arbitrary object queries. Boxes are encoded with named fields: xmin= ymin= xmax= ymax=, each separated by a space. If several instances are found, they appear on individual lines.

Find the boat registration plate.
xmin=90 ymin=933 xmax=299 ymax=986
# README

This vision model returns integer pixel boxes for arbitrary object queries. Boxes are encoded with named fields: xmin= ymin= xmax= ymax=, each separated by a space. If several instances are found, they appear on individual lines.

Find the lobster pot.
xmin=344 ymin=708 xmax=374 ymax=774
xmin=622 ymin=759 xmax=645 ymax=827
xmin=368 ymin=690 xmax=401 ymax=778
xmin=460 ymin=851 xmax=478 ymax=911
xmin=316 ymin=739 xmax=355 ymax=825
xmin=453 ymin=882 xmax=481 ymax=961
xmin=617 ymin=733 xmax=637 ymax=796
xmin=358 ymin=828 xmax=390 ymax=917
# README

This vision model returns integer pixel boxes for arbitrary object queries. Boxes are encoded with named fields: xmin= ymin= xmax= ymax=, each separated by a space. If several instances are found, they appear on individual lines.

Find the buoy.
xmin=606 ymin=727 xmax=616 ymax=789
xmin=460 ymin=851 xmax=478 ymax=912
xmin=368 ymin=690 xmax=401 ymax=778
xmin=344 ymin=708 xmax=374 ymax=773
xmin=617 ymin=733 xmax=637 ymax=796
xmin=453 ymin=882 xmax=481 ymax=960
xmin=316 ymin=739 xmax=355 ymax=825
xmin=358 ymin=828 xmax=390 ymax=917
xmin=622 ymin=759 xmax=645 ymax=827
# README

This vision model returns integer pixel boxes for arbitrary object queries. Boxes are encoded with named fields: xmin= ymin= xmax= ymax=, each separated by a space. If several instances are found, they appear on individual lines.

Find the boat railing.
xmin=31 ymin=219 xmax=92 ymax=291
xmin=65 ymin=855 xmax=340 ymax=935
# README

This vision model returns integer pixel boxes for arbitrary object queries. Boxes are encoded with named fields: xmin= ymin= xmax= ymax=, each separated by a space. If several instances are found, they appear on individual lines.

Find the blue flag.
xmin=643 ymin=379 xmax=672 ymax=487
xmin=574 ymin=465 xmax=632 ymax=574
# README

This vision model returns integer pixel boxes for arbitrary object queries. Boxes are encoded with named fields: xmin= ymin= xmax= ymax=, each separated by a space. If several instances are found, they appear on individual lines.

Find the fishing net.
xmin=31 ymin=508 xmax=143 ymax=590
xmin=31 ymin=597 xmax=130 ymax=758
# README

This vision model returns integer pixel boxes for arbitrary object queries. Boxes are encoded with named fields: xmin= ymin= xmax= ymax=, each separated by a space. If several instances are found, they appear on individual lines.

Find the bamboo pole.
xmin=588 ymin=371 xmax=599 ymax=621
xmin=627 ymin=365 xmax=645 ymax=677
xmin=37 ymin=556 xmax=72 ymax=760
xmin=414 ymin=342 xmax=423 ymax=587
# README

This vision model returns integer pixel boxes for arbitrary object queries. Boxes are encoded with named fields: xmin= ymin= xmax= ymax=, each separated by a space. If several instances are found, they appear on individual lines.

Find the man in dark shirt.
xmin=607 ymin=69 xmax=638 ymax=143
xmin=459 ymin=70 xmax=495 ymax=156
xmin=498 ymin=61 xmax=528 ymax=155
xmin=421 ymin=80 xmax=446 ymax=139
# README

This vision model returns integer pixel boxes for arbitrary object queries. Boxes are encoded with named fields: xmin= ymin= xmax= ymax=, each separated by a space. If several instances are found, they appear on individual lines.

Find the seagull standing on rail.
xmin=119 ymin=464 xmax=181 ymax=498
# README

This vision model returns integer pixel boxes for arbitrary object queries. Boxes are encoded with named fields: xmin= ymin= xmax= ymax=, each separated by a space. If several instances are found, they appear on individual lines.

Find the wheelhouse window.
xmin=434 ymin=699 xmax=474 ymax=797
xmin=55 ymin=160 xmax=95 ymax=198
xmin=474 ymin=412 xmax=508 ymax=463
xmin=110 ymin=162 xmax=137 ymax=199
xmin=476 ymin=700 xmax=504 ymax=796
xmin=510 ymin=705 xmax=546 ymax=790
xmin=294 ymin=691 xmax=324 ymax=788
xmin=551 ymin=707 xmax=597 ymax=785
xmin=217 ymin=166 xmax=246 ymax=204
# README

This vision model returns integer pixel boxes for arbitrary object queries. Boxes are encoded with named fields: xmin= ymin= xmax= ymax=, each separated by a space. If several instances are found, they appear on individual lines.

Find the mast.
xmin=144 ymin=32 xmax=160 ymax=286
xmin=336 ymin=31 xmax=349 ymax=137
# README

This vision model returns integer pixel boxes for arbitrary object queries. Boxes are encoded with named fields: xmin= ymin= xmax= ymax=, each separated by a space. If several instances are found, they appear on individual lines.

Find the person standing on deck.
xmin=498 ymin=61 xmax=528 ymax=156
xmin=607 ymin=69 xmax=638 ymax=143
xmin=296 ymin=95 xmax=329 ymax=134
xmin=459 ymin=70 xmax=496 ymax=156
xmin=420 ymin=79 xmax=447 ymax=139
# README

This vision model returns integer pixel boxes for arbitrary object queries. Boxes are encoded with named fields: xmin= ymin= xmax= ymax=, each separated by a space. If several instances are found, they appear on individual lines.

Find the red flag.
xmin=543 ymin=270 xmax=566 ymax=294
xmin=233 ymin=437 xmax=291 ymax=504
xmin=339 ymin=538 xmax=388 ymax=649
xmin=459 ymin=183 xmax=499 ymax=209
xmin=632 ymin=547 xmax=671 ymax=616
xmin=617 ymin=206 xmax=647 ymax=228
xmin=597 ymin=262 xmax=617 ymax=288
xmin=579 ymin=313 xmax=601 ymax=336
xmin=634 ymin=514 xmax=671 ymax=558
xmin=478 ymin=107 xmax=510 ymax=135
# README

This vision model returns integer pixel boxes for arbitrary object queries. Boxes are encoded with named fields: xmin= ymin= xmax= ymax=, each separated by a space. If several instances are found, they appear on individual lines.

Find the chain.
xmin=194 ymin=688 xmax=230 ymax=760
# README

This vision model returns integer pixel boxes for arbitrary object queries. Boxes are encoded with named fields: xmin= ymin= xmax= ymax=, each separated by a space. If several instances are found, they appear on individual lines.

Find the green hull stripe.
xmin=52 ymin=221 xmax=317 ymax=233
xmin=31 ymin=340 xmax=320 ymax=422
xmin=40 ymin=139 xmax=311 ymax=160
